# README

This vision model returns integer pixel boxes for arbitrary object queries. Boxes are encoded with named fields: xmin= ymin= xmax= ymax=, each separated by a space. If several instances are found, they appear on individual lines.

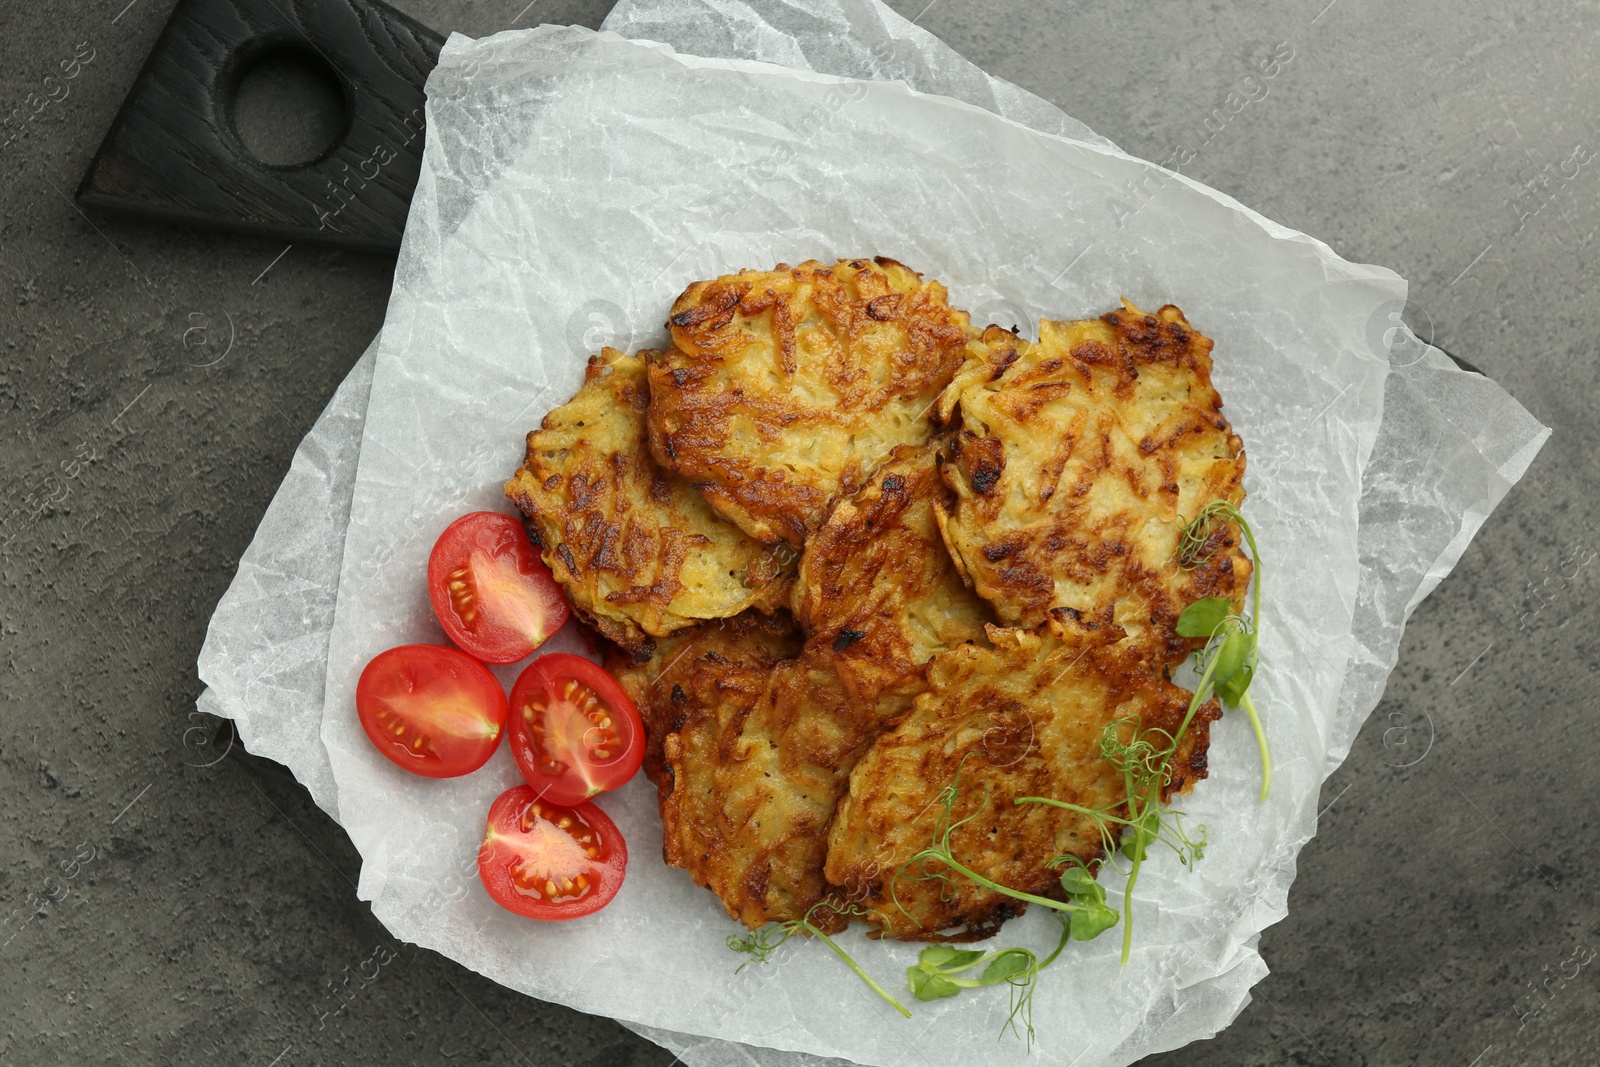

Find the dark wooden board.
xmin=77 ymin=0 xmax=444 ymax=252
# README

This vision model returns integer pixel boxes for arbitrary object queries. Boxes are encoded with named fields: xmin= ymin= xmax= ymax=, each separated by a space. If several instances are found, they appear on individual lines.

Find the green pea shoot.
xmin=727 ymin=901 xmax=911 ymax=1019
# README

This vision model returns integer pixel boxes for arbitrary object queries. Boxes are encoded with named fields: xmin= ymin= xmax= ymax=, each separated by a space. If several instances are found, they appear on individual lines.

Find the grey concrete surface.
xmin=1 ymin=1 xmax=1595 ymax=1065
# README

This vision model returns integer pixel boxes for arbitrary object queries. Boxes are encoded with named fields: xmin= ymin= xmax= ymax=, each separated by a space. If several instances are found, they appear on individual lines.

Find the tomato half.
xmin=356 ymin=644 xmax=508 ymax=778
xmin=508 ymin=654 xmax=645 ymax=805
xmin=477 ymin=785 xmax=627 ymax=920
xmin=427 ymin=512 xmax=569 ymax=664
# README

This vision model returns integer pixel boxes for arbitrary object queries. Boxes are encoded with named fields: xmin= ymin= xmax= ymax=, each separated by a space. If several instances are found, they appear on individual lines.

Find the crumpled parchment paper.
xmin=196 ymin=4 xmax=1548 ymax=1066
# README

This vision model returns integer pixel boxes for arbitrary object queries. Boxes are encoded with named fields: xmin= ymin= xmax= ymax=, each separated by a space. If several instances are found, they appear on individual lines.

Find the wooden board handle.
xmin=77 ymin=0 xmax=444 ymax=252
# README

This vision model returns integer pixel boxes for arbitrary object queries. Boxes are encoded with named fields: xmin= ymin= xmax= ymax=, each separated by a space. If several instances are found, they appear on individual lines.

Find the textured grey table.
xmin=2 ymin=1 xmax=1595 ymax=1065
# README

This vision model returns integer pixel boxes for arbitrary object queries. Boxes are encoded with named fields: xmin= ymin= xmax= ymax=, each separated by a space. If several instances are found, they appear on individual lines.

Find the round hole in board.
xmin=228 ymin=45 xmax=349 ymax=167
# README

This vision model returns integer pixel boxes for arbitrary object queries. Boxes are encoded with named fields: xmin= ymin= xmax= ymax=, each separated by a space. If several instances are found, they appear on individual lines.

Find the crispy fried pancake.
xmin=660 ymin=649 xmax=912 ymax=931
xmin=605 ymin=608 xmax=903 ymax=930
xmin=517 ymin=284 xmax=1248 ymax=945
xmin=506 ymin=348 xmax=792 ymax=656
xmin=647 ymin=258 xmax=976 ymax=547
xmin=606 ymin=610 xmax=802 ymax=795
xmin=936 ymin=306 xmax=1251 ymax=668
xmin=792 ymin=444 xmax=994 ymax=693
xmin=824 ymin=625 xmax=1219 ymax=941
xmin=643 ymin=450 xmax=995 ymax=930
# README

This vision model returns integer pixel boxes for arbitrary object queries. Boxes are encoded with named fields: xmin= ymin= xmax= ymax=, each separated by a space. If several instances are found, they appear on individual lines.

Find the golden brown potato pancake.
xmin=505 ymin=348 xmax=792 ymax=657
xmin=825 ymin=625 xmax=1219 ymax=941
xmin=936 ymin=306 xmax=1251 ymax=669
xmin=513 ymin=281 xmax=1249 ymax=946
xmin=646 ymin=258 xmax=976 ymax=547
xmin=659 ymin=649 xmax=911 ymax=931
xmin=635 ymin=448 xmax=996 ymax=931
xmin=792 ymin=443 xmax=994 ymax=695
xmin=606 ymin=610 xmax=802 ymax=796
xmin=604 ymin=609 xmax=894 ymax=930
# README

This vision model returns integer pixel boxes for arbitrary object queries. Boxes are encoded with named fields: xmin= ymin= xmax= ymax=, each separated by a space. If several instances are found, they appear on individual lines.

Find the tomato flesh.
xmin=428 ymin=512 xmax=569 ymax=664
xmin=509 ymin=654 xmax=645 ymax=805
xmin=477 ymin=785 xmax=626 ymax=920
xmin=356 ymin=644 xmax=508 ymax=778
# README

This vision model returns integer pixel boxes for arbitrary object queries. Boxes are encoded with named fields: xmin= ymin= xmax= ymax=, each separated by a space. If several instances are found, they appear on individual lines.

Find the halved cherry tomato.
xmin=356 ymin=644 xmax=508 ymax=778
xmin=508 ymin=654 xmax=645 ymax=805
xmin=477 ymin=785 xmax=627 ymax=920
xmin=427 ymin=512 xmax=569 ymax=664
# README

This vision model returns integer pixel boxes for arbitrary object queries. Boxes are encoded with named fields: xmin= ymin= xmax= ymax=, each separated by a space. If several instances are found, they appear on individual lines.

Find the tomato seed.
xmin=511 ymin=863 xmax=544 ymax=897
xmin=447 ymin=564 xmax=480 ymax=628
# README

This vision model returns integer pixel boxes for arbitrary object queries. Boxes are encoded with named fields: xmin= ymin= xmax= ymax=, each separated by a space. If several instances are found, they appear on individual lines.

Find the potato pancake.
xmin=505 ymin=348 xmax=792 ymax=657
xmin=646 ymin=258 xmax=976 ymax=547
xmin=606 ymin=609 xmax=802 ymax=795
xmin=642 ymin=448 xmax=995 ymax=930
xmin=824 ymin=625 xmax=1219 ymax=941
xmin=792 ymin=443 xmax=994 ymax=695
xmin=936 ymin=306 xmax=1251 ymax=669
xmin=509 ymin=278 xmax=1254 ymax=948
xmin=659 ymin=649 xmax=911 ymax=930
xmin=605 ymin=610 xmax=896 ymax=930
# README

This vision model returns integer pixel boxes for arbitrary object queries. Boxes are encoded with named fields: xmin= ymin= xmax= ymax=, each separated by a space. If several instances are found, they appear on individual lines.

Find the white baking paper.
xmin=193 ymin=0 xmax=1132 ymax=827
xmin=303 ymin=24 xmax=1451 ymax=1067
xmin=192 ymin=4 xmax=1550 ymax=1066
xmin=595 ymin=0 xmax=1118 ymax=153
xmin=195 ymin=342 xmax=376 ymax=818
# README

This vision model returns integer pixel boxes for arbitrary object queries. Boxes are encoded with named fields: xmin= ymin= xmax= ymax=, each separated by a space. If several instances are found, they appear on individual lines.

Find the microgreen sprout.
xmin=727 ymin=900 xmax=912 ymax=1018
xmin=1174 ymin=500 xmax=1269 ymax=799
xmin=906 ymin=912 xmax=1072 ymax=1046
xmin=891 ymin=769 xmax=1121 ymax=937
xmin=1019 ymin=498 xmax=1265 ymax=965
xmin=1050 ymin=857 xmax=1122 ymax=941
xmin=1018 ymin=723 xmax=1209 ymax=875
xmin=866 ymin=499 xmax=1267 ymax=1003
xmin=1017 ymin=713 xmax=1211 ymax=966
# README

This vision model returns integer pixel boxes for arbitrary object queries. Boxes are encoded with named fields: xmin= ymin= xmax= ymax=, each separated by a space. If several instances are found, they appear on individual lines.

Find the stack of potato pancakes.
xmin=505 ymin=257 xmax=1251 ymax=941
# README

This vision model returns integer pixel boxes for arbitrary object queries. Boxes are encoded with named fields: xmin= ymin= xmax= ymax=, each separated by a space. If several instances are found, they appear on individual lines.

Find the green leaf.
xmin=1217 ymin=662 xmax=1255 ymax=706
xmin=1057 ymin=866 xmax=1099 ymax=899
xmin=980 ymin=950 xmax=1034 ymax=985
xmin=1211 ymin=629 xmax=1251 ymax=686
xmin=1069 ymin=903 xmax=1119 ymax=942
xmin=907 ymin=967 xmax=963 ymax=1001
xmin=1056 ymin=863 xmax=1116 ymax=940
xmin=1176 ymin=598 xmax=1231 ymax=638
xmin=919 ymin=946 xmax=985 ymax=971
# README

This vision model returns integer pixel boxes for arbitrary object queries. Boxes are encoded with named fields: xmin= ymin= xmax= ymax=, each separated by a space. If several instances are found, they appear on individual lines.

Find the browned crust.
xmin=824 ymin=624 xmax=1220 ymax=940
xmin=630 ymin=451 xmax=993 ymax=931
xmin=606 ymin=611 xmax=802 ymax=796
xmin=646 ymin=259 xmax=977 ymax=547
xmin=518 ymin=285 xmax=1248 ymax=944
xmin=938 ymin=304 xmax=1251 ymax=671
xmin=505 ymin=348 xmax=793 ymax=655
xmin=792 ymin=443 xmax=994 ymax=688
xmin=657 ymin=648 xmax=911 ymax=931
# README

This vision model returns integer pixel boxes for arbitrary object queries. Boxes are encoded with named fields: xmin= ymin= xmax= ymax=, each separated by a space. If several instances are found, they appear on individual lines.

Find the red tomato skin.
xmin=477 ymin=785 xmax=627 ymax=920
xmin=508 ymin=653 xmax=646 ymax=806
xmin=355 ymin=644 xmax=508 ymax=778
xmin=427 ymin=511 xmax=570 ymax=664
